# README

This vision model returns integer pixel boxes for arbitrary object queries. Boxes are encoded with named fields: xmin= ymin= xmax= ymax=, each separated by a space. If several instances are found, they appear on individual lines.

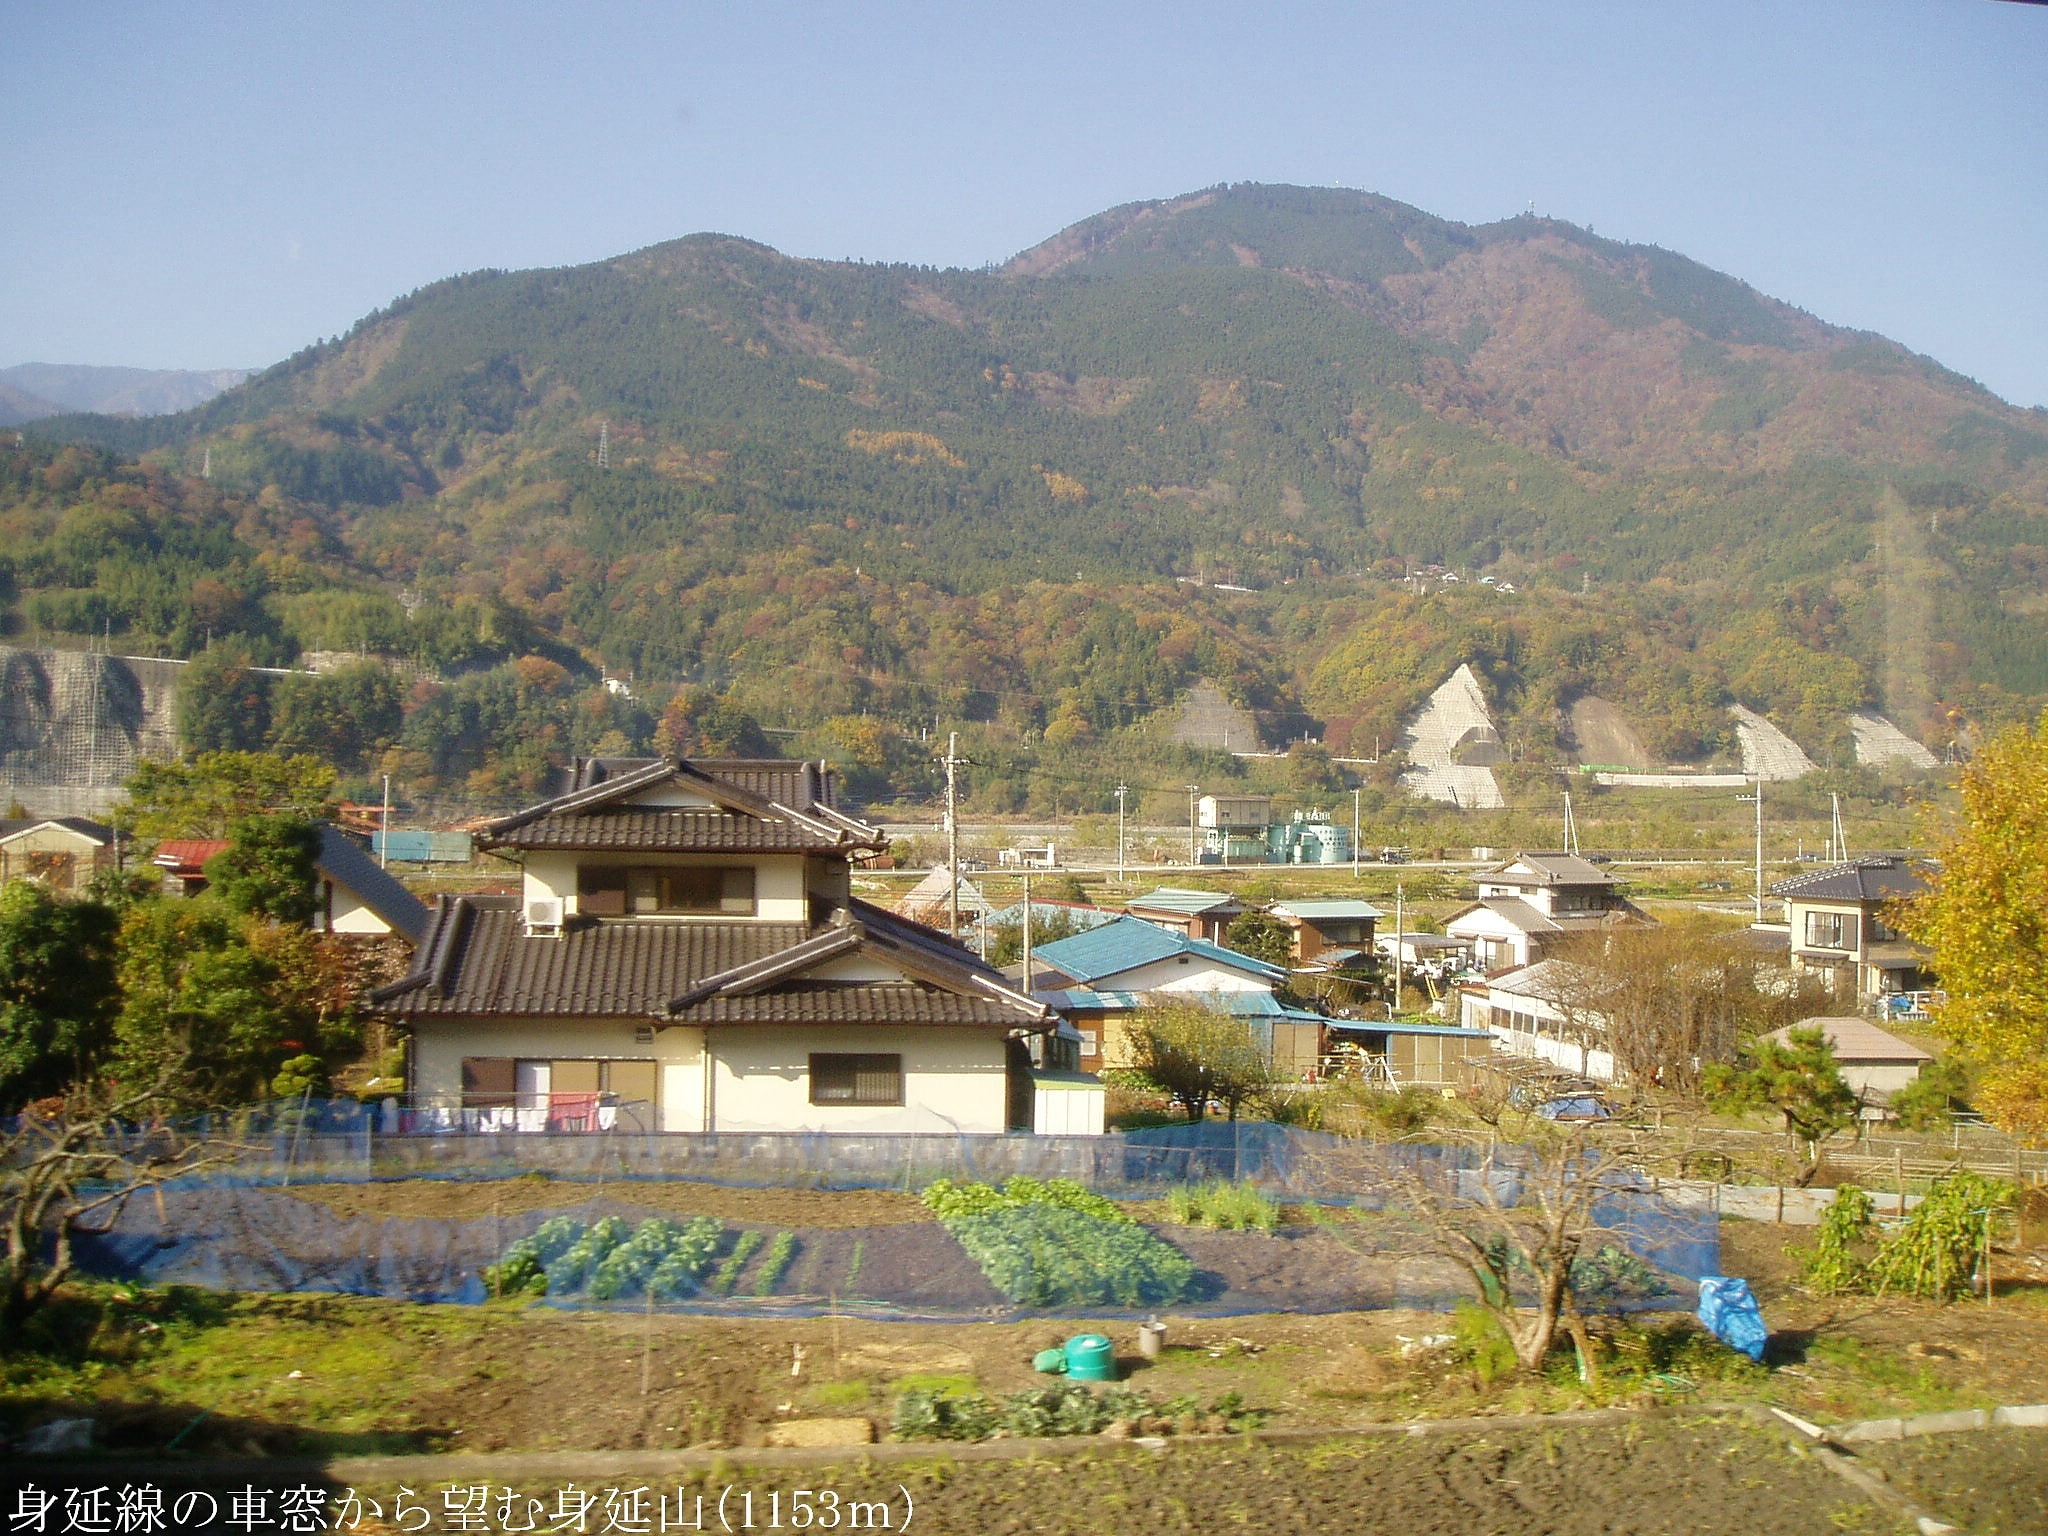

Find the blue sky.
xmin=4 ymin=1 xmax=2044 ymax=406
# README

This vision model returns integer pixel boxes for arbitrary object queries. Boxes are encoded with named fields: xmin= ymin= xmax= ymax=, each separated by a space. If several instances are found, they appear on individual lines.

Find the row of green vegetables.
xmin=482 ymin=1215 xmax=796 ymax=1301
xmin=922 ymin=1177 xmax=1197 ymax=1308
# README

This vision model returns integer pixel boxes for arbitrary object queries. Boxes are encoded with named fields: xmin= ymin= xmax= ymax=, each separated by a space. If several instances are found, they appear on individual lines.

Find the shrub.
xmin=1868 ymin=1171 xmax=2013 ymax=1301
xmin=1452 ymin=1300 xmax=1518 ymax=1384
xmin=1798 ymin=1184 xmax=1874 ymax=1295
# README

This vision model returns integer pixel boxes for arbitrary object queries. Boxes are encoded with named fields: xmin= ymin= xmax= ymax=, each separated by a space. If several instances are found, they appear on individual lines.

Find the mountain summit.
xmin=18 ymin=183 xmax=2048 ymax=764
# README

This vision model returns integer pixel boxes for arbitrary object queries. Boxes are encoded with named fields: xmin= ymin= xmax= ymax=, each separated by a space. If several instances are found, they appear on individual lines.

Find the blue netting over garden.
xmin=54 ymin=1109 xmax=1717 ymax=1322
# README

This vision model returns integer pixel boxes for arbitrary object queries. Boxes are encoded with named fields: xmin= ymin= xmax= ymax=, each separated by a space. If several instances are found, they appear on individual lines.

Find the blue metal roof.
xmin=1272 ymin=900 xmax=1384 ymax=920
xmin=979 ymin=901 xmax=1120 ymax=931
xmin=1032 ymin=916 xmax=1289 ymax=985
xmin=1124 ymin=887 xmax=1243 ymax=916
xmin=1033 ymin=988 xmax=1144 ymax=1011
xmin=1327 ymin=1020 xmax=1494 ymax=1038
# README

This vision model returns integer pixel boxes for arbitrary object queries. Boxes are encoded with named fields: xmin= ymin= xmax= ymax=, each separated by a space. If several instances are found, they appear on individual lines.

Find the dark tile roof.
xmin=379 ymin=901 xmax=809 ymax=1016
xmin=375 ymin=894 xmax=1042 ymax=1030
xmin=673 ymin=983 xmax=1032 ymax=1026
xmin=565 ymin=756 xmax=838 ymax=809
xmin=314 ymin=824 xmax=430 ymax=944
xmin=1770 ymin=857 xmax=1928 ymax=903
xmin=483 ymin=756 xmax=885 ymax=856
xmin=505 ymin=809 xmax=860 ymax=852
xmin=1483 ymin=853 xmax=1619 ymax=887
xmin=0 ymin=816 xmax=115 ymax=844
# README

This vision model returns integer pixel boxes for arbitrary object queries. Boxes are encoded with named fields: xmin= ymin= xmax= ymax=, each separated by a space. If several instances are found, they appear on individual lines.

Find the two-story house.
xmin=373 ymin=756 xmax=1080 ymax=1135
xmin=1124 ymin=887 xmax=1247 ymax=943
xmin=1770 ymin=857 xmax=1932 ymax=1002
xmin=1265 ymin=899 xmax=1383 ymax=965
xmin=1444 ymin=853 xmax=1649 ymax=972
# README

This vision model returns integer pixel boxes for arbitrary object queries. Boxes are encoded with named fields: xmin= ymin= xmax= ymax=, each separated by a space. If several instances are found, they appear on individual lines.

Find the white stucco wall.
xmin=414 ymin=1017 xmax=1015 ymax=1134
xmin=523 ymin=851 xmax=809 ymax=921
xmin=707 ymin=1025 xmax=1011 ymax=1134
xmin=411 ymin=1018 xmax=709 ymax=1130
xmin=1100 ymin=956 xmax=1271 ymax=994
xmin=1446 ymin=909 xmax=1535 ymax=968
xmin=324 ymin=883 xmax=393 ymax=935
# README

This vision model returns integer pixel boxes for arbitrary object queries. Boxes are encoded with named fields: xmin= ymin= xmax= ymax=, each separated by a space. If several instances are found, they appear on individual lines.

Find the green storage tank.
xmin=1063 ymin=1333 xmax=1116 ymax=1382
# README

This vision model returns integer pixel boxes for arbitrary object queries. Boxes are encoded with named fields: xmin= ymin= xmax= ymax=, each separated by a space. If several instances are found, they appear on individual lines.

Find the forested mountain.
xmin=0 ymin=364 xmax=249 ymax=421
xmin=13 ymin=184 xmax=2048 ymax=802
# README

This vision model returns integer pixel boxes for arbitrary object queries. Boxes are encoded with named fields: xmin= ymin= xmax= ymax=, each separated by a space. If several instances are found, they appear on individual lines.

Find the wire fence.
xmin=29 ymin=1108 xmax=1719 ymax=1322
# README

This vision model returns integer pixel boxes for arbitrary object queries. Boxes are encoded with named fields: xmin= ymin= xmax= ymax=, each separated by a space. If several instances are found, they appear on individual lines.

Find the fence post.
xmin=1775 ymin=1184 xmax=1785 ymax=1225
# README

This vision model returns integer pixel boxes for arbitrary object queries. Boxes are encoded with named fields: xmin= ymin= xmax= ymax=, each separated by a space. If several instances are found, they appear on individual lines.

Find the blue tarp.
xmin=1696 ymin=1274 xmax=1770 ymax=1361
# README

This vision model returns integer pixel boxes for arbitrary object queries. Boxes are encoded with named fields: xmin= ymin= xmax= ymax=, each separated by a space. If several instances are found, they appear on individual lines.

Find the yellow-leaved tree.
xmin=1897 ymin=714 xmax=2048 ymax=1141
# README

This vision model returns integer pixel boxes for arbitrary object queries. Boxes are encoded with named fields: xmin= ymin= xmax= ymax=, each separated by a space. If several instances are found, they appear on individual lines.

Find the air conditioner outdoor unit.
xmin=524 ymin=896 xmax=565 ymax=936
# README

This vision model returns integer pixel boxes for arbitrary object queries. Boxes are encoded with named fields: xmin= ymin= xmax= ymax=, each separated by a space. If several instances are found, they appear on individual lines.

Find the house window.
xmin=579 ymin=865 xmax=756 ymax=916
xmin=1805 ymin=910 xmax=1859 ymax=951
xmin=809 ymin=1053 xmax=903 ymax=1106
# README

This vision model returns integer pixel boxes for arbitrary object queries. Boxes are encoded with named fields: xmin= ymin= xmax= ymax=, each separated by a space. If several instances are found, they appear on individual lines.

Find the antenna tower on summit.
xmin=597 ymin=420 xmax=610 ymax=470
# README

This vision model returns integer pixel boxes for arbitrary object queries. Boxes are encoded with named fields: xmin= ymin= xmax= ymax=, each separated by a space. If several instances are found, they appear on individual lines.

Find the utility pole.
xmin=943 ymin=733 xmax=966 ymax=937
xmin=1352 ymin=786 xmax=1361 ymax=879
xmin=1114 ymin=783 xmax=1130 ymax=881
xmin=1392 ymin=882 xmax=1405 ymax=1016
xmin=1187 ymin=783 xmax=1200 ymax=867
xmin=1829 ymin=792 xmax=1848 ymax=864
xmin=1736 ymin=778 xmax=1764 ymax=924
xmin=1562 ymin=791 xmax=1579 ymax=858
xmin=380 ymin=774 xmax=392 ymax=869
xmin=1021 ymin=871 xmax=1034 ymax=994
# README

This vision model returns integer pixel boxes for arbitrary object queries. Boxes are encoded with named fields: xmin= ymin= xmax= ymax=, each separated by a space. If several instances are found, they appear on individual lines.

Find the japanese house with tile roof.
xmin=372 ymin=757 xmax=1090 ymax=1135
xmin=1770 ymin=857 xmax=1934 ymax=1004
xmin=1444 ymin=853 xmax=1652 ymax=972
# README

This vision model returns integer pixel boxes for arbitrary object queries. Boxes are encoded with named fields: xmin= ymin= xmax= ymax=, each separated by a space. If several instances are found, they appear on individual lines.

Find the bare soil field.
xmin=1872 ymin=1427 xmax=2048 ymax=1534
xmin=290 ymin=1176 xmax=933 ymax=1228
xmin=627 ymin=1417 xmax=1898 ymax=1536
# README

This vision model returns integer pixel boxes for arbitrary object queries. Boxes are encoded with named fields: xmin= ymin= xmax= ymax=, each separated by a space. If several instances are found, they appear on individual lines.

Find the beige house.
xmin=1266 ymin=899 xmax=1382 ymax=964
xmin=0 ymin=817 xmax=116 ymax=895
xmin=1770 ymin=858 xmax=1932 ymax=1002
xmin=1445 ymin=853 xmax=1649 ymax=972
xmin=1762 ymin=1016 xmax=1932 ymax=1110
xmin=375 ymin=757 xmax=1089 ymax=1136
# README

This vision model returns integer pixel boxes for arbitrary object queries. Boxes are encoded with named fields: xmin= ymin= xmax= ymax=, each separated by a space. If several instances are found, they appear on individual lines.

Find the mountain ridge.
xmin=11 ymin=183 xmax=2048 ymax=790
